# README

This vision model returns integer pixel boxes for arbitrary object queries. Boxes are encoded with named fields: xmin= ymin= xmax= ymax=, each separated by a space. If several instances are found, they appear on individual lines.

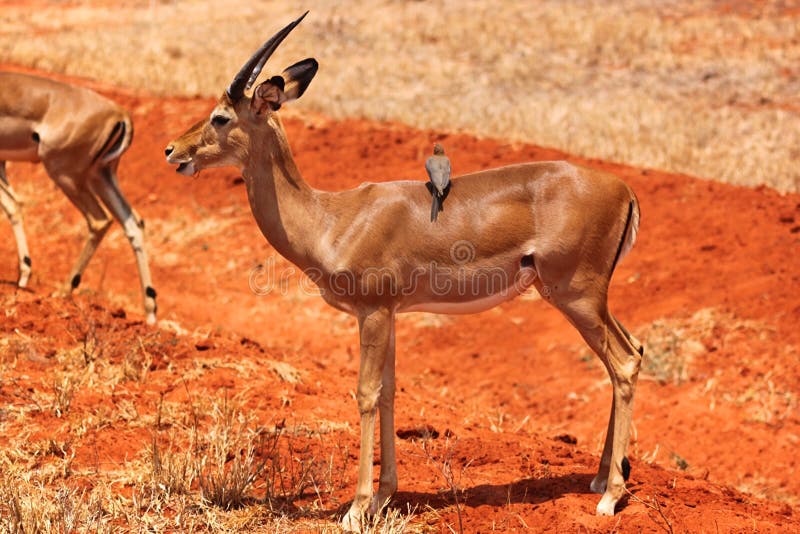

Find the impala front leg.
xmin=342 ymin=307 xmax=393 ymax=532
xmin=372 ymin=319 xmax=397 ymax=514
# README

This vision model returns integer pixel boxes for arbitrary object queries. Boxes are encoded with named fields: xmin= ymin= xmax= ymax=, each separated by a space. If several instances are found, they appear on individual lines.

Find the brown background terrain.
xmin=2 ymin=1 xmax=800 ymax=532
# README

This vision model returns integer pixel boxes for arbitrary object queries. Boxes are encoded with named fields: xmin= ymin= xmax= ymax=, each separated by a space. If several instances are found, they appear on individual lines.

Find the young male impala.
xmin=0 ymin=71 xmax=157 ymax=324
xmin=166 ymin=13 xmax=643 ymax=530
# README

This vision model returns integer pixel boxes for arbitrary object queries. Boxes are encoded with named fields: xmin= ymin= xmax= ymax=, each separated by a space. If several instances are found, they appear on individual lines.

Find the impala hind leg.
xmin=588 ymin=314 xmax=642 ymax=496
xmin=48 ymin=171 xmax=113 ymax=296
xmin=342 ymin=308 xmax=394 ymax=532
xmin=0 ymin=162 xmax=32 ymax=287
xmin=551 ymin=293 xmax=641 ymax=516
xmin=92 ymin=166 xmax=157 ymax=325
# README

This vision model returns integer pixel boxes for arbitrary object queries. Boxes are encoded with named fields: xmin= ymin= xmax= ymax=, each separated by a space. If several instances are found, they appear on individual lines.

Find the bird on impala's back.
xmin=425 ymin=143 xmax=451 ymax=222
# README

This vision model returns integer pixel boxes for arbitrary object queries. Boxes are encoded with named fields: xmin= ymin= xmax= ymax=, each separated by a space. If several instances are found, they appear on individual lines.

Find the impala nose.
xmin=165 ymin=146 xmax=174 ymax=157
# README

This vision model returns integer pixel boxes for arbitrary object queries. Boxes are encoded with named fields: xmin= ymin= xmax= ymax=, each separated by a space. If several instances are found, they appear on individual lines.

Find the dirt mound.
xmin=1 ymin=79 xmax=798 ymax=531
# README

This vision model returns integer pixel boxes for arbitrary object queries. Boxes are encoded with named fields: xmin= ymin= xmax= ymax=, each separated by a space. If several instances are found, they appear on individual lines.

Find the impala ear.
xmin=251 ymin=76 xmax=287 ymax=115
xmin=250 ymin=58 xmax=318 ymax=116
xmin=281 ymin=58 xmax=318 ymax=101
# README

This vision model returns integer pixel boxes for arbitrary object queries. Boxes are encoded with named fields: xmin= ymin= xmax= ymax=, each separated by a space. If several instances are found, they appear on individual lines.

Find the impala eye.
xmin=211 ymin=115 xmax=231 ymax=127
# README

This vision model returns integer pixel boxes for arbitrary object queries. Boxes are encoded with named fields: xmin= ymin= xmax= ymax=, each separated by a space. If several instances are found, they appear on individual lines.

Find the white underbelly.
xmin=400 ymin=289 xmax=520 ymax=315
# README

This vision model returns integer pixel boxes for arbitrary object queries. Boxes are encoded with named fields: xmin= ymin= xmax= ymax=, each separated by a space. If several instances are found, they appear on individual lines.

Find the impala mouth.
xmin=175 ymin=161 xmax=197 ymax=176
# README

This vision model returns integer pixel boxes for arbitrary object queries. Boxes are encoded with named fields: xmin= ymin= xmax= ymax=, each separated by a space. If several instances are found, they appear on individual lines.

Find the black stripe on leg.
xmin=23 ymin=256 xmax=31 ymax=267
xmin=71 ymin=274 xmax=81 ymax=289
xmin=622 ymin=456 xmax=631 ymax=481
xmin=145 ymin=286 xmax=157 ymax=299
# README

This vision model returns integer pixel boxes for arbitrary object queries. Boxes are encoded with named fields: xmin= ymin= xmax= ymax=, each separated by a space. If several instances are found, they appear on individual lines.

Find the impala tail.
xmin=94 ymin=113 xmax=133 ymax=166
xmin=613 ymin=189 xmax=640 ymax=272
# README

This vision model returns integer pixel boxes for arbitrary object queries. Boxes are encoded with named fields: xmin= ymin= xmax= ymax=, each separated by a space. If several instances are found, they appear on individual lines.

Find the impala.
xmin=166 ymin=13 xmax=643 ymax=529
xmin=0 ymin=71 xmax=157 ymax=324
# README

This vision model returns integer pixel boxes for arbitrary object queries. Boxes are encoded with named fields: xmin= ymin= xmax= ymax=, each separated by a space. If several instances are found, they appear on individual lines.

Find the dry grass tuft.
xmin=195 ymin=394 xmax=270 ymax=510
xmin=0 ymin=481 xmax=112 ymax=534
xmin=636 ymin=307 xmax=765 ymax=385
xmin=147 ymin=433 xmax=196 ymax=498
xmin=636 ymin=307 xmax=798 ymax=428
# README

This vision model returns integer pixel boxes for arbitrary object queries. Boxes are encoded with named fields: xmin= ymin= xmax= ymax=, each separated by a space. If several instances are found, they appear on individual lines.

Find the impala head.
xmin=165 ymin=12 xmax=318 ymax=176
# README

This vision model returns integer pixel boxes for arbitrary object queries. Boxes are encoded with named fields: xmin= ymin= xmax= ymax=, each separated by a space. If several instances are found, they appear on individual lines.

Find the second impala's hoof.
xmin=53 ymin=287 xmax=71 ymax=298
xmin=18 ymin=264 xmax=31 ymax=288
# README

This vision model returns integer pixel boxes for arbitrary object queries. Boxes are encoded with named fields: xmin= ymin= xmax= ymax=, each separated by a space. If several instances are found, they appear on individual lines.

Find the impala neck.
xmin=241 ymin=114 xmax=319 ymax=269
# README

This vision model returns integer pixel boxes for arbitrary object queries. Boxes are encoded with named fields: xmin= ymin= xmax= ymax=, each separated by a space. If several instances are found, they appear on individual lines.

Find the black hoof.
xmin=622 ymin=456 xmax=631 ymax=481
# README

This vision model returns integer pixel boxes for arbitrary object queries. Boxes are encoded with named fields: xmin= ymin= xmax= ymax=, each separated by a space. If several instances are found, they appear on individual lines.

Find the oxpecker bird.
xmin=425 ymin=143 xmax=451 ymax=222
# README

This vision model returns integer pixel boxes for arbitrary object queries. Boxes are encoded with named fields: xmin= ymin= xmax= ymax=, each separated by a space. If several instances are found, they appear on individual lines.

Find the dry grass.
xmin=637 ymin=307 xmax=760 ymax=384
xmin=0 ymin=299 xmax=430 ymax=532
xmin=636 ymin=307 xmax=798 ymax=427
xmin=2 ymin=1 xmax=800 ymax=191
xmin=636 ymin=309 xmax=710 ymax=385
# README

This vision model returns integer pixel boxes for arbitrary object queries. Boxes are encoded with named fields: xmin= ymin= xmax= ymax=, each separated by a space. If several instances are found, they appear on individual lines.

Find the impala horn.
xmin=226 ymin=11 xmax=309 ymax=102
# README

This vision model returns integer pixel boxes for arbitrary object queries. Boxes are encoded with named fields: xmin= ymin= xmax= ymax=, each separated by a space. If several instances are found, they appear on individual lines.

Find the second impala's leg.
xmin=45 ymin=167 xmax=113 ymax=295
xmin=0 ymin=161 xmax=32 ymax=287
xmin=91 ymin=165 xmax=157 ymax=324
xmin=342 ymin=307 xmax=393 ymax=530
xmin=371 ymin=319 xmax=397 ymax=513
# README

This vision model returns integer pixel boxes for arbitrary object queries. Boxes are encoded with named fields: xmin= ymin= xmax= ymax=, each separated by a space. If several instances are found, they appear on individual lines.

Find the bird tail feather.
xmin=430 ymin=196 xmax=440 ymax=222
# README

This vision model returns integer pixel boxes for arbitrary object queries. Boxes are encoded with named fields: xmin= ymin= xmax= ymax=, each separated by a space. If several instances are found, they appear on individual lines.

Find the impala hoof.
xmin=17 ymin=273 xmax=30 ymax=289
xmin=17 ymin=256 xmax=32 ymax=288
xmin=590 ymin=474 xmax=607 ymax=494
xmin=340 ymin=509 xmax=365 ymax=533
xmin=596 ymin=492 xmax=619 ymax=516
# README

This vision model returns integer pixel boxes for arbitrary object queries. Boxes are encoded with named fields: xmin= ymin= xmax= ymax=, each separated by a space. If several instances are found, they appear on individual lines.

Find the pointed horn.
xmin=226 ymin=11 xmax=308 ymax=101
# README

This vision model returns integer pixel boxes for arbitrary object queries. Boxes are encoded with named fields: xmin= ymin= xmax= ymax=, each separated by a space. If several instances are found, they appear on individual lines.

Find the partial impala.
xmin=0 ymin=71 xmax=156 ymax=324
xmin=166 ymin=13 xmax=643 ymax=530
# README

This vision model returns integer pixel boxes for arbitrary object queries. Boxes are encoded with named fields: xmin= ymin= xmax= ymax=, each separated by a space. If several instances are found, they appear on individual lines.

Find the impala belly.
xmin=399 ymin=264 xmax=538 ymax=315
xmin=401 ymin=289 xmax=519 ymax=314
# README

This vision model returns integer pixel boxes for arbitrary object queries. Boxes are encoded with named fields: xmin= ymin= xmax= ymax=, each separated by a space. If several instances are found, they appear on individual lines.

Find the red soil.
xmin=1 ymin=67 xmax=799 ymax=531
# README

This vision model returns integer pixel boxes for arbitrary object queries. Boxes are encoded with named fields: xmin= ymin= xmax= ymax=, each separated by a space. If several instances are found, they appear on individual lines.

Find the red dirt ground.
xmin=1 ymin=67 xmax=799 ymax=531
